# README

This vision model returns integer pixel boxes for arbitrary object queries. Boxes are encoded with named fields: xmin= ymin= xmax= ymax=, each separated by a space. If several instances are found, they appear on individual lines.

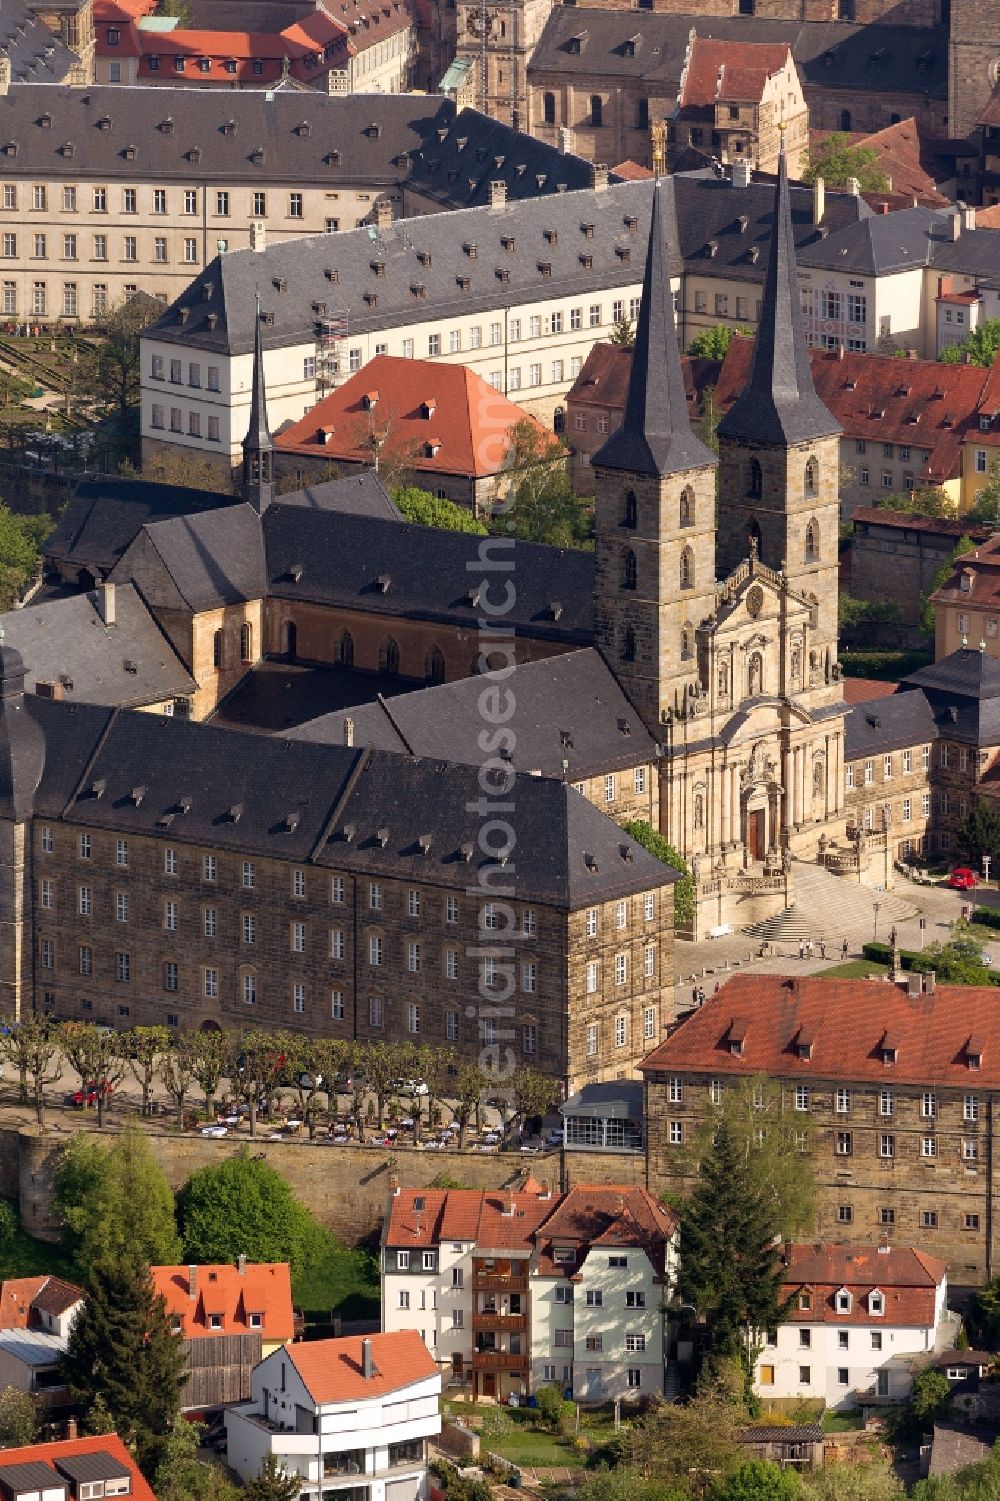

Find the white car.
xmin=201 ymin=1125 xmax=228 ymax=1138
xmin=394 ymin=1079 xmax=429 ymax=1096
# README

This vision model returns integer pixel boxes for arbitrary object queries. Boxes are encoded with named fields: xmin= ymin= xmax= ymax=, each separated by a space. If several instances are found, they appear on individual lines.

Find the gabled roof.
xmin=45 ymin=478 xmax=239 ymax=577
xmin=0 ymin=1438 xmax=153 ymax=1501
xmin=276 ymin=355 xmax=546 ymax=479
xmin=851 ymin=507 xmax=992 ymax=544
xmin=127 ymin=504 xmax=268 ymax=611
xmin=287 ymin=1330 xmax=437 ymax=1404
xmin=780 ymin=1243 xmax=946 ymax=1327
xmin=640 ymin=972 xmax=1000 ymax=1087
xmin=0 ymin=0 xmax=79 ymax=82
xmin=567 ymin=341 xmax=717 ymax=424
xmin=0 ymin=1276 xmax=83 ymax=1330
xmin=679 ymin=38 xmax=792 ymax=114
xmin=123 ymin=11 xmax=354 ymax=84
xmin=289 ymin=649 xmax=659 ymax=779
xmin=151 ymin=1262 xmax=294 ymax=1342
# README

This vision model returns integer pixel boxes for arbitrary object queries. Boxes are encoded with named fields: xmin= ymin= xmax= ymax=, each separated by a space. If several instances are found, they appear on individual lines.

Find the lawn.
xmin=816 ymin=960 xmax=889 ymax=979
xmin=486 ymin=1430 xmax=586 ymax=1468
xmin=823 ymin=1410 xmax=865 ymax=1433
xmin=292 ymin=1241 xmax=380 ymax=1321
xmin=0 ymin=1220 xmax=81 ymax=1285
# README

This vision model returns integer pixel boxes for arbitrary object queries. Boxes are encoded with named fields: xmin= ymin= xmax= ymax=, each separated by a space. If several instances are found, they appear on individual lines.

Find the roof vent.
xmin=376 ymin=573 xmax=391 ymax=592
xmin=228 ymin=803 xmax=243 ymax=822
xmin=560 ymin=729 xmax=574 ymax=749
xmin=38 ymin=111 xmax=52 ymax=128
xmin=90 ymin=778 xmax=106 ymax=799
xmin=619 ymin=843 xmax=633 ymax=863
xmin=623 ymin=214 xmax=638 ymax=231
xmin=617 ymin=717 xmax=631 ymax=735
xmin=289 ymin=563 xmax=304 ymax=582
xmin=584 ymin=852 xmax=598 ymax=872
xmin=418 ymin=833 xmax=432 ymax=854
xmin=123 ymin=659 xmax=137 ymax=675
xmin=747 ymin=245 xmax=759 ymax=263
xmin=284 ymin=812 xmax=300 ymax=833
xmin=96 ymin=114 xmax=112 ymax=130
xmin=325 ymin=268 xmax=339 ymax=283
xmin=178 ymin=795 xmax=192 ymax=813
xmin=376 ymin=826 xmax=390 ymax=846
xmin=130 ymin=785 xmax=146 ymax=806
xmin=549 ymin=600 xmax=563 ymax=620
xmin=159 ymin=117 xmax=174 ymax=133
xmin=460 ymin=841 xmax=474 ymax=862
xmin=272 ymin=276 xmax=286 ymax=292
xmin=60 ymin=141 xmax=74 ymax=157
xmin=456 ymin=275 xmax=470 ymax=290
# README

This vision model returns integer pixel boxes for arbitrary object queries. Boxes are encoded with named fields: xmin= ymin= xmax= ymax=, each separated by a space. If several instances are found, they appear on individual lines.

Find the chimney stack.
xmin=488 ymin=179 xmax=507 ymax=209
xmin=964 ymin=204 xmax=977 ymax=231
xmin=238 ymin=1253 xmax=247 ymax=1276
xmin=924 ymin=970 xmax=936 ymax=994
xmin=812 ymin=175 xmax=825 ymax=225
xmin=374 ymin=198 xmax=393 ymax=228
xmin=64 ymin=1417 xmax=78 ymax=1441
xmin=34 ymin=681 xmax=64 ymax=700
xmin=362 ymin=1338 xmax=374 ymax=1379
xmin=188 ymin=1265 xmax=197 ymax=1298
xmin=388 ymin=1171 xmax=400 ymax=1196
xmin=99 ymin=580 xmax=116 ymax=627
xmin=590 ymin=162 xmax=608 ymax=191
xmin=731 ymin=160 xmax=751 ymax=190
xmin=845 ymin=175 xmax=860 ymax=196
xmin=950 ymin=208 xmax=962 ymax=241
xmin=343 ymin=715 xmax=355 ymax=747
xmin=249 ymin=220 xmax=266 ymax=253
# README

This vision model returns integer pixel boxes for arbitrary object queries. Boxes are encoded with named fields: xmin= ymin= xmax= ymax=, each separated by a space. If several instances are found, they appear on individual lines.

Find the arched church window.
xmin=339 ymin=630 xmax=355 ymax=668
xmin=622 ymin=490 xmax=637 ymax=528
xmin=378 ymin=637 xmax=400 ymax=674
xmin=425 ymin=645 xmax=446 ymax=684
xmin=622 ymin=626 xmax=636 ymax=662
xmin=747 ymin=517 xmax=762 ymax=557
xmin=622 ymin=549 xmax=637 ymax=590
xmin=679 ymin=487 xmax=694 ymax=528
xmin=748 ymin=652 xmax=763 ymax=697
xmin=748 ymin=458 xmax=762 ymax=498
xmin=805 ymin=458 xmax=818 ymax=497
xmin=680 ymin=626 xmax=692 ymax=660
xmin=679 ymin=546 xmax=694 ymax=590
xmin=805 ymin=518 xmax=819 ymax=562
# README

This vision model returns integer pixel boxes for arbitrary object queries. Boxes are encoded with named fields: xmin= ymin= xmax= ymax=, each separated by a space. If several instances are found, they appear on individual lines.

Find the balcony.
xmin=473 ymin=1314 xmax=528 ymax=1334
xmin=474 ymin=1273 xmax=528 ymax=1292
xmin=472 ymin=1350 xmax=529 ymax=1372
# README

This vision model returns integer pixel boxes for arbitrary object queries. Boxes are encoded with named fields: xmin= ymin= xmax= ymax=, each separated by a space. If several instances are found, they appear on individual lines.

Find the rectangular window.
xmin=203 ymin=967 xmax=218 ymax=998
xmin=331 ymin=989 xmax=345 ymax=1021
xmin=795 ymin=1084 xmax=809 ymax=1112
xmin=369 ymin=995 xmax=383 ymax=1028
xmin=289 ymin=192 xmax=303 ymax=218
xmin=115 ymin=951 xmax=130 ymax=983
xmin=202 ymin=855 xmax=216 ymax=883
xmin=880 ymin=1134 xmax=895 ymax=1158
xmin=164 ymin=961 xmax=178 ymax=992
xmin=587 ymin=1023 xmax=598 ymax=1056
xmin=292 ymin=983 xmax=305 ymax=1014
xmin=242 ymin=974 xmax=257 ymax=1006
xmin=242 ymin=913 xmax=255 ymax=945
xmin=291 ymin=921 xmax=305 ymax=953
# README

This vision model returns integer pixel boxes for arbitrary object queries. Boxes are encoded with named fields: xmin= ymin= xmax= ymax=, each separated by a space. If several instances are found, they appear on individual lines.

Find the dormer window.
xmin=553 ymin=1246 xmax=574 ymax=1263
xmin=869 ymin=1289 xmax=884 ymax=1317
xmin=968 ymin=1037 xmax=984 ymax=1070
xmin=795 ymin=1030 xmax=814 ymax=1061
xmin=835 ymin=1287 xmax=852 ymax=1314
xmin=960 ymin=570 xmax=973 ymax=593
xmin=209 ymin=1313 xmax=223 ymax=1330
xmin=728 ymin=1019 xmax=747 ymax=1055
xmin=798 ymin=1291 xmax=812 ymax=1311
xmin=249 ymin=1312 xmax=263 ymax=1328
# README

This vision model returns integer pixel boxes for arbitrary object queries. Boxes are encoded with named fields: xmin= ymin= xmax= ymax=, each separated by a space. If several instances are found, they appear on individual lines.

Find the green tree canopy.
xmin=609 ymin=311 xmax=635 ymax=347
xmin=956 ymin=802 xmax=1000 ymax=866
xmin=54 ymin=1125 xmax=181 ymax=1271
xmin=939 ymin=319 xmax=1000 ymax=368
xmin=677 ymin=1116 xmax=792 ymax=1369
xmin=629 ymin=1392 xmax=743 ymax=1486
xmin=620 ymin=820 xmax=694 ymax=929
xmin=0 ymin=1385 xmax=39 ymax=1446
xmin=687 ymin=325 xmax=751 ymax=360
xmin=716 ymin=1460 xmax=801 ymax=1501
xmin=804 ymin=1461 xmax=903 ymax=1501
xmin=0 ymin=507 xmax=54 ymax=610
xmin=154 ymin=1422 xmax=239 ymax=1501
xmin=61 ymin=1255 xmax=186 ymax=1476
xmin=803 ymin=133 xmax=889 ymax=192
xmin=920 ymin=534 xmax=976 ymax=634
xmin=78 ymin=295 xmax=161 ymax=418
xmin=873 ymin=488 xmax=954 ymax=519
xmin=392 ymin=486 xmax=488 ymax=534
xmin=178 ymin=1148 xmax=325 ymax=1272
xmin=493 ymin=419 xmax=591 ymax=547
xmin=910 ymin=934 xmax=991 ymax=986
xmin=242 ymin=1456 xmax=300 ymax=1501
xmin=968 ymin=457 xmax=1000 ymax=525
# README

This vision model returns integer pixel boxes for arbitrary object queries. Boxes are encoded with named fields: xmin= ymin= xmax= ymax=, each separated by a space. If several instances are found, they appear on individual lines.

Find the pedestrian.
xmin=807 ymin=938 xmax=815 ymax=959
xmin=819 ymin=940 xmax=826 ymax=960
xmin=692 ymin=985 xmax=699 ymax=1007
xmin=798 ymin=939 xmax=805 ymax=960
xmin=842 ymin=938 xmax=849 ymax=961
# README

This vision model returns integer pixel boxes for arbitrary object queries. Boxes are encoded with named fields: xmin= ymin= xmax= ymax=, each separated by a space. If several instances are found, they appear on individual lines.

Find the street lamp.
xmin=873 ymin=900 xmax=882 ymax=943
xmin=984 ymin=854 xmax=992 ymax=888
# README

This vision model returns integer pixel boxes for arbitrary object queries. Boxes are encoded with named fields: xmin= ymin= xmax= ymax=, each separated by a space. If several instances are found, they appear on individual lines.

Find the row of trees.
xmin=0 ymin=1018 xmax=560 ymax=1143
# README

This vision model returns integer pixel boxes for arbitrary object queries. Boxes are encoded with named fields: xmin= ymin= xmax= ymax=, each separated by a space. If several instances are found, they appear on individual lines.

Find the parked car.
xmin=393 ymin=1078 xmax=429 ymax=1096
xmin=949 ymin=867 xmax=980 ymax=890
xmin=66 ymin=1081 xmax=113 ymax=1108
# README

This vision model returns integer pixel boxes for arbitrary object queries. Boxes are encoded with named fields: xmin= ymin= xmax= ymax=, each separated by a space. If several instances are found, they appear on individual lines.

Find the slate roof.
xmin=148 ymin=171 xmax=868 ymax=355
xmin=0 ymin=0 xmax=79 ymax=83
xmin=740 ymin=1426 xmax=824 ymax=1445
xmin=289 ymin=649 xmax=658 ymax=779
xmin=123 ymin=504 xmax=268 ymax=610
xmin=45 ymin=477 xmax=239 ymax=578
xmin=0 ymin=584 xmax=195 ymax=708
xmin=0 ymin=1440 xmax=153 ymax=1501
xmin=639 ymin=972 xmax=1000 ymax=1086
xmin=263 ymin=506 xmax=595 ymax=644
xmin=275 ymin=472 xmax=402 ymax=521
xmin=798 ymin=205 xmax=1000 ymax=280
xmin=844 ymin=687 xmax=938 ymax=760
xmin=287 ymin=1331 xmax=437 ymax=1405
xmin=24 ymin=697 xmax=672 ymax=906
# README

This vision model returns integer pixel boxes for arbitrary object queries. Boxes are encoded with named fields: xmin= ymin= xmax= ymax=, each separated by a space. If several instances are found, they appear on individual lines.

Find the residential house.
xmin=151 ymin=1259 xmax=295 ymax=1408
xmin=380 ymin=1179 xmax=678 ymax=1402
xmin=673 ymin=38 xmax=808 ymax=178
xmin=273 ymin=355 xmax=550 ymax=514
xmin=0 ymin=1436 xmax=155 ymax=1501
xmin=641 ymin=971 xmax=1000 ymax=1281
xmin=930 ymin=537 xmax=1000 ymax=659
xmin=224 ymin=1331 xmax=440 ymax=1501
xmin=0 ymin=1277 xmax=83 ymax=1410
xmin=752 ymin=1243 xmax=949 ymax=1409
xmin=0 ymin=1276 xmax=83 ymax=1336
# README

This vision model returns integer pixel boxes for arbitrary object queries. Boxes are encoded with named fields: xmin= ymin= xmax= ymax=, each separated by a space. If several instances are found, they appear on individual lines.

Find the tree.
xmin=910 ymin=934 xmax=991 ymax=986
xmin=138 ymin=451 xmax=231 ymax=492
xmin=61 ymin=1255 xmax=186 ymax=1477
xmin=242 ymin=1456 xmax=300 ymax=1501
xmin=0 ymin=1015 xmax=63 ymax=1122
xmin=920 ymin=535 xmax=976 ymax=635
xmin=630 ymin=1393 xmax=742 ymax=1487
xmin=967 ymin=457 xmax=1000 ymax=525
xmin=392 ymin=486 xmax=488 ymax=534
xmin=54 ymin=1124 xmax=181 ymax=1271
xmin=452 ymin=1062 xmax=487 ymax=1151
xmin=966 ymin=1275 xmax=1000 ymax=1349
xmin=908 ymin=1368 xmax=954 ymax=1430
xmin=677 ymin=1117 xmax=791 ymax=1373
xmin=493 ymin=418 xmax=591 ymax=548
xmin=60 ymin=1022 xmax=129 ymax=1128
xmin=803 ymin=1462 xmax=903 ymax=1501
xmin=609 ymin=311 xmax=635 ymax=347
xmin=178 ymin=1148 xmax=325 ymax=1271
xmin=128 ymin=1026 xmax=171 ymax=1117
xmin=188 ymin=1029 xmax=234 ymax=1120
xmin=154 ymin=1420 xmax=239 ymax=1501
xmin=282 ymin=1035 xmax=337 ymax=1140
xmin=621 ymin=820 xmax=695 ymax=930
xmin=687 ymin=325 xmax=751 ymax=361
xmin=233 ymin=1030 xmax=287 ymax=1139
xmin=0 ymin=1385 xmax=39 ymax=1446
xmin=494 ymin=1069 xmax=560 ymax=1143
xmin=79 ymin=296 xmax=161 ymax=419
xmin=358 ymin=1040 xmax=408 ymax=1129
xmin=873 ymin=487 xmax=954 ymax=519
xmin=698 ymin=385 xmax=721 ymax=455
xmin=717 ymin=1462 xmax=801 ymax=1501
xmin=956 ymin=801 xmax=1000 ymax=865
xmin=159 ymin=1036 xmax=198 ymax=1131
xmin=0 ymin=507 xmax=54 ymax=609
xmin=940 ymin=319 xmax=1000 ymax=368
xmin=803 ymin=133 xmax=889 ymax=192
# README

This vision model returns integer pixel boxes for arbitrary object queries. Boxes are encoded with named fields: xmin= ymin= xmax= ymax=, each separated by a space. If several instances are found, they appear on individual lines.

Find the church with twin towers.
xmin=592 ymin=143 xmax=850 ymax=929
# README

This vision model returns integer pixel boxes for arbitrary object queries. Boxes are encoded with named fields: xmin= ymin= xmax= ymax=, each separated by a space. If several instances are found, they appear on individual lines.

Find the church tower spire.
xmin=592 ymin=178 xmax=718 ymax=733
xmin=242 ymin=295 xmax=275 ymax=512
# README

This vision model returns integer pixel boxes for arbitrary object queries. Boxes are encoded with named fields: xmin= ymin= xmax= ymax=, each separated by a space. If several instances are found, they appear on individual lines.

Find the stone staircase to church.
xmin=742 ymin=861 xmax=919 ymax=943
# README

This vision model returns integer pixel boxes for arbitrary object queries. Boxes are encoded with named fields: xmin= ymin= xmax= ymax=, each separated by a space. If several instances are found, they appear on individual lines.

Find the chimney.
xmin=964 ymin=205 xmax=977 ymax=231
xmin=590 ymin=161 xmax=608 ymax=191
xmin=488 ymin=179 xmax=507 ymax=209
xmin=237 ymin=1253 xmax=247 ymax=1275
xmin=950 ymin=208 xmax=962 ymax=241
xmin=63 ymin=1417 xmax=78 ymax=1441
xmin=938 ymin=275 xmax=952 ymax=298
xmin=878 ymin=1232 xmax=891 ymax=1254
xmin=837 ymin=343 xmax=846 ymax=361
xmin=907 ymin=972 xmax=922 ymax=997
xmin=924 ymin=970 xmax=936 ymax=995
xmin=879 ymin=201 xmax=890 ymax=214
xmin=0 ymin=57 xmax=11 ymax=97
xmin=362 ymin=1338 xmax=374 ymax=1379
xmin=731 ymin=159 xmax=751 ymax=190
xmin=249 ymin=220 xmax=266 ymax=252
xmin=388 ymin=1171 xmax=400 ymax=1196
xmin=99 ymin=580 xmax=116 ymax=627
xmin=34 ymin=681 xmax=64 ymax=700
xmin=845 ymin=175 xmax=861 ymax=196
xmin=188 ymin=1265 xmax=197 ymax=1298
xmin=557 ymin=125 xmax=573 ymax=154
xmin=812 ymin=175 xmax=825 ymax=225
xmin=343 ymin=715 xmax=355 ymax=747
xmin=374 ymin=198 xmax=393 ymax=228
xmin=539 ymin=1180 xmax=551 ymax=1199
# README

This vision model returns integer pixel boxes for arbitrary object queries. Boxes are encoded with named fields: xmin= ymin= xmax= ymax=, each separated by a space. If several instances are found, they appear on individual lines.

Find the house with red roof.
xmin=151 ymin=1259 xmax=294 ymax=1409
xmin=675 ymin=37 xmax=808 ymax=178
xmin=754 ymin=1243 xmax=949 ymax=1410
xmin=0 ymin=1435 xmax=155 ymax=1501
xmin=225 ymin=1330 xmax=440 ymax=1501
xmin=274 ymin=355 xmax=554 ymax=514
xmin=0 ymin=1277 xmax=84 ymax=1410
xmin=381 ymin=1178 xmax=677 ymax=1403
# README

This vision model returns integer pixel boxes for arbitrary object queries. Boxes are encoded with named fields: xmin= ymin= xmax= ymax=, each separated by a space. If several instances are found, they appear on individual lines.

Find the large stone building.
xmin=948 ymin=0 xmax=1000 ymax=141
xmin=641 ymin=972 xmax=1000 ymax=1284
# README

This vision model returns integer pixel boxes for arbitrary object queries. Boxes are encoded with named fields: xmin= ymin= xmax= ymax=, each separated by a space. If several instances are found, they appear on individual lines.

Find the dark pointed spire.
xmin=242 ymin=293 xmax=275 ymax=512
xmin=0 ymin=633 xmax=45 ymax=823
xmin=592 ymin=177 xmax=716 ymax=477
xmin=716 ymin=136 xmax=840 ymax=447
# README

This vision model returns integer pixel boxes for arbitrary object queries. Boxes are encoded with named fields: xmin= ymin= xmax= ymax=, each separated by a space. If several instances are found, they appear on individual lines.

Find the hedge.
xmin=972 ymin=907 xmax=1000 ymax=931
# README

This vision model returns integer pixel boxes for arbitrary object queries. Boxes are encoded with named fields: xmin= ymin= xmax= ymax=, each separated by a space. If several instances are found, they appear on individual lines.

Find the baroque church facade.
xmin=592 ymin=149 xmax=851 ymax=934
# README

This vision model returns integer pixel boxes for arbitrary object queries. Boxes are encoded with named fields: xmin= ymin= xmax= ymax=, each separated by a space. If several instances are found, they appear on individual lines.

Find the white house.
xmin=752 ymin=1244 xmax=949 ymax=1412
xmin=224 ymin=1331 xmax=441 ymax=1501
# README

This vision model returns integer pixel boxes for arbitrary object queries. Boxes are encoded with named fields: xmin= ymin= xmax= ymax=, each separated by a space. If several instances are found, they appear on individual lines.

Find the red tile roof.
xmin=568 ymin=343 xmax=718 ymax=419
xmin=639 ymin=973 xmax=1000 ymax=1087
xmin=276 ymin=355 xmax=549 ymax=480
xmin=780 ymin=1244 xmax=946 ymax=1327
xmin=979 ymin=84 xmax=1000 ymax=129
xmin=0 ymin=1276 xmax=82 ymax=1330
xmin=976 ymin=204 xmax=1000 ymax=230
xmin=679 ymin=39 xmax=792 ymax=113
xmin=288 ymin=1329 xmax=437 ymax=1404
xmin=931 ymin=534 xmax=1000 ymax=609
xmin=851 ymin=506 xmax=991 ymax=541
xmin=841 ymin=677 xmax=900 ymax=704
xmin=612 ymin=160 xmax=654 ymax=181
xmin=151 ymin=1262 xmax=294 ymax=1343
xmin=0 ymin=1437 xmax=155 ymax=1501
xmin=120 ymin=11 xmax=354 ymax=80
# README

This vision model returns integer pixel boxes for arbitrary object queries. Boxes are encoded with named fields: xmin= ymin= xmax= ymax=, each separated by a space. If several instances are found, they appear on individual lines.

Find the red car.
xmin=66 ymin=1081 xmax=114 ymax=1108
xmin=948 ymin=867 xmax=980 ymax=890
